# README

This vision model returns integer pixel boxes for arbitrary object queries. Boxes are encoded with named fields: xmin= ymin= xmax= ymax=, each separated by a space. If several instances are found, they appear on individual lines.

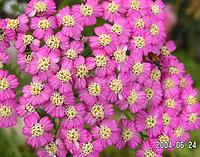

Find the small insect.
xmin=143 ymin=52 xmax=162 ymax=70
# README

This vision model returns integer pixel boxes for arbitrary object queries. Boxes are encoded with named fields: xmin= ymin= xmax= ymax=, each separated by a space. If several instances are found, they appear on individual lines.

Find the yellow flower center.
xmin=174 ymin=127 xmax=184 ymax=138
xmin=23 ymin=35 xmax=34 ymax=45
xmin=46 ymin=35 xmax=60 ymax=49
xmin=37 ymin=57 xmax=50 ymax=71
xmin=164 ymin=79 xmax=174 ymax=89
xmin=95 ymin=55 xmax=108 ymax=67
xmin=57 ymin=69 xmax=71 ymax=83
xmin=145 ymin=116 xmax=157 ymax=128
xmin=158 ymin=134 xmax=170 ymax=143
xmin=30 ymin=82 xmax=44 ymax=95
xmin=45 ymin=142 xmax=58 ymax=156
xmin=81 ymin=143 xmax=94 ymax=156
xmin=99 ymin=126 xmax=112 ymax=139
xmin=145 ymin=88 xmax=154 ymax=100
xmin=150 ymin=70 xmax=161 ymax=81
xmin=26 ymin=53 xmax=33 ymax=63
xmin=76 ymin=64 xmax=89 ymax=78
xmin=121 ymin=128 xmax=133 ymax=142
xmin=7 ymin=19 xmax=19 ymax=30
xmin=62 ymin=15 xmax=75 ymax=27
xmin=34 ymin=1 xmax=47 ymax=13
xmin=65 ymin=106 xmax=77 ymax=119
xmin=151 ymin=5 xmax=160 ymax=15
xmin=107 ymin=2 xmax=119 ymax=13
xmin=111 ymin=24 xmax=123 ymax=35
xmin=186 ymin=95 xmax=197 ymax=106
xmin=135 ymin=18 xmax=145 ymax=28
xmin=165 ymin=98 xmax=176 ymax=108
xmin=134 ymin=36 xmax=146 ymax=48
xmin=88 ymin=83 xmax=102 ymax=96
xmin=25 ymin=104 xmax=35 ymax=113
xmin=132 ymin=62 xmax=144 ymax=75
xmin=50 ymin=92 xmax=65 ymax=107
xmin=161 ymin=46 xmax=170 ymax=56
xmin=144 ymin=149 xmax=155 ymax=157
xmin=113 ymin=48 xmax=126 ymax=63
xmin=109 ymin=79 xmax=123 ymax=94
xmin=127 ymin=91 xmax=138 ymax=105
xmin=188 ymin=113 xmax=197 ymax=123
xmin=98 ymin=34 xmax=112 ymax=47
xmin=0 ymin=106 xmax=12 ymax=118
xmin=67 ymin=129 xmax=80 ymax=142
xmin=0 ymin=78 xmax=9 ymax=91
xmin=91 ymin=105 xmax=104 ymax=119
xmin=130 ymin=0 xmax=140 ymax=11
xmin=65 ymin=49 xmax=77 ymax=60
xmin=38 ymin=19 xmax=51 ymax=30
xmin=162 ymin=113 xmax=171 ymax=126
xmin=80 ymin=4 xmax=93 ymax=17
xmin=150 ymin=24 xmax=159 ymax=35
xmin=31 ymin=123 xmax=44 ymax=137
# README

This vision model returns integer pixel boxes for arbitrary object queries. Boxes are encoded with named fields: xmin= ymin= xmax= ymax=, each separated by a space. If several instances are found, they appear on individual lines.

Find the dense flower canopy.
xmin=0 ymin=0 xmax=199 ymax=157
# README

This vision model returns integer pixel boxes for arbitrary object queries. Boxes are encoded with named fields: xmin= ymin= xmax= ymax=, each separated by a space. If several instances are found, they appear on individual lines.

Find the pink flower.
xmin=59 ymin=126 xmax=90 ymax=153
xmin=116 ymin=119 xmax=141 ymax=149
xmin=179 ymin=74 xmax=193 ymax=89
xmin=72 ymin=0 xmax=103 ymax=26
xmin=79 ymin=77 xmax=109 ymax=105
xmin=15 ymin=33 xmax=40 ymax=53
xmin=0 ymin=19 xmax=15 ymax=51
xmin=122 ymin=0 xmax=149 ymax=16
xmin=91 ymin=119 xmax=120 ymax=149
xmin=129 ymin=30 xmax=152 ymax=55
xmin=128 ymin=55 xmax=151 ymax=83
xmin=74 ymin=138 xmax=103 ymax=157
xmin=22 ymin=77 xmax=52 ymax=106
xmin=162 ymin=74 xmax=180 ymax=97
xmin=149 ymin=0 xmax=165 ymax=20
xmin=160 ymin=40 xmax=176 ymax=56
xmin=37 ymin=138 xmax=68 ymax=157
xmin=61 ymin=103 xmax=86 ymax=128
xmin=107 ymin=72 xmax=129 ymax=102
xmin=0 ymin=70 xmax=18 ymax=101
xmin=116 ymin=83 xmax=147 ymax=112
xmin=89 ymin=25 xmax=116 ymax=54
xmin=44 ymin=32 xmax=69 ymax=53
xmin=84 ymin=100 xmax=114 ymax=126
xmin=17 ymin=51 xmax=34 ymax=73
xmin=49 ymin=62 xmax=73 ymax=93
xmin=73 ymin=56 xmax=95 ymax=89
xmin=102 ymin=0 xmax=126 ymax=22
xmin=56 ymin=6 xmax=83 ymax=39
xmin=22 ymin=113 xmax=53 ymax=147
xmin=135 ymin=108 xmax=162 ymax=137
xmin=93 ymin=49 xmax=116 ymax=77
xmin=30 ymin=46 xmax=60 ymax=81
xmin=136 ymin=140 xmax=162 ymax=157
xmin=30 ymin=16 xmax=57 ymax=39
xmin=105 ymin=17 xmax=131 ymax=44
xmin=16 ymin=97 xmax=37 ymax=117
xmin=0 ymin=99 xmax=17 ymax=128
xmin=61 ymin=40 xmax=84 ymax=65
xmin=43 ymin=90 xmax=75 ymax=118
xmin=25 ymin=0 xmax=56 ymax=17
xmin=143 ymin=81 xmax=163 ymax=107
xmin=6 ymin=14 xmax=29 ymax=33
xmin=181 ymin=87 xmax=199 ymax=107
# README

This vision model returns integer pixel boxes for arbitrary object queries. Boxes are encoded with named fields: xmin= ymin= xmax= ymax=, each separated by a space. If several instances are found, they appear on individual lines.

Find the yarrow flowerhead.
xmin=0 ymin=0 xmax=200 ymax=157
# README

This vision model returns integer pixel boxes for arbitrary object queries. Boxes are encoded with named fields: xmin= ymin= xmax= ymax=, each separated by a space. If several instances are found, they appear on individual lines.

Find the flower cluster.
xmin=0 ymin=0 xmax=200 ymax=157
